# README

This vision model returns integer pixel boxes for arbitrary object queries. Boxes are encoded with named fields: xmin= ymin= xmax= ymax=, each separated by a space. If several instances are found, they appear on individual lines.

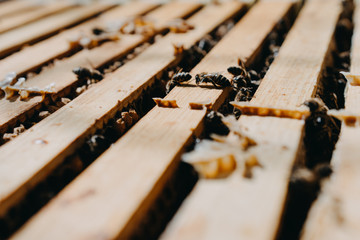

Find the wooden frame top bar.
xmin=0 ymin=3 xmax=113 ymax=58
xmin=0 ymin=2 xmax=237 ymax=232
xmin=9 ymin=2 xmax=247 ymax=240
xmin=301 ymin=1 xmax=360 ymax=239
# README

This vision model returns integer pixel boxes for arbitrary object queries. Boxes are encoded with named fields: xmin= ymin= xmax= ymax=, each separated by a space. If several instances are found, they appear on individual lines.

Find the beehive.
xmin=0 ymin=0 xmax=358 ymax=239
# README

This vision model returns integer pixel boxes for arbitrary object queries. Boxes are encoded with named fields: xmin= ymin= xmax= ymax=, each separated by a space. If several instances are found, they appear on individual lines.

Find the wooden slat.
xmin=0 ymin=2 xmax=157 ymax=83
xmin=0 ymin=3 xmax=113 ymax=58
xmin=8 ymin=3 xmax=246 ymax=240
xmin=7 ymin=2 xmax=300 ymax=240
xmin=250 ymin=0 xmax=338 ymax=109
xmin=0 ymin=3 xmax=241 ymax=233
xmin=0 ymin=2 xmax=167 ymax=134
xmin=0 ymin=3 xmax=74 ymax=34
xmin=0 ymin=1 xmax=37 ymax=18
xmin=160 ymin=0 xmax=343 ymax=239
xmin=301 ymin=1 xmax=360 ymax=239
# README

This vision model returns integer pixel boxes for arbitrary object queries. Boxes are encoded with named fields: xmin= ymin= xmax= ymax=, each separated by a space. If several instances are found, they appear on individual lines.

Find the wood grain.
xmin=251 ymin=0 xmax=339 ymax=109
xmin=0 ymin=3 xmax=242 ymax=234
xmin=0 ymin=2 xmax=199 ymax=134
xmin=301 ymin=1 xmax=360 ymax=239
xmin=0 ymin=4 xmax=112 ymax=58
xmin=0 ymin=3 xmax=74 ymax=34
xmin=9 ymin=2 xmax=300 ymax=240
xmin=0 ymin=3 xmax=157 ymax=82
xmin=0 ymin=1 xmax=37 ymax=18
xmin=162 ymin=0 xmax=342 ymax=239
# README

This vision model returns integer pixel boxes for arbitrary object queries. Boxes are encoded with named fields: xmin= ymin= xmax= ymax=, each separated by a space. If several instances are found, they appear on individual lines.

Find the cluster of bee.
xmin=227 ymin=58 xmax=261 ymax=102
xmin=164 ymin=58 xmax=261 ymax=97
xmin=165 ymin=70 xmax=233 ymax=94
xmin=195 ymin=72 xmax=231 ymax=88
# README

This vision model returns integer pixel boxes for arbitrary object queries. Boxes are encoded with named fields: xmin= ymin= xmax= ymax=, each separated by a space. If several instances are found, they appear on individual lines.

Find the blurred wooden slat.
xmin=8 ymin=2 xmax=299 ymax=239
xmin=0 ymin=2 xmax=74 ymax=34
xmin=301 ymin=1 xmax=360 ymax=239
xmin=0 ymin=2 xmax=164 ymax=134
xmin=7 ymin=3 xmax=246 ymax=240
xmin=0 ymin=2 xmax=156 ymax=82
xmin=0 ymin=2 xmax=231 ymax=229
xmin=161 ymin=0 xmax=342 ymax=239
xmin=0 ymin=4 xmax=113 ymax=58
xmin=0 ymin=1 xmax=37 ymax=18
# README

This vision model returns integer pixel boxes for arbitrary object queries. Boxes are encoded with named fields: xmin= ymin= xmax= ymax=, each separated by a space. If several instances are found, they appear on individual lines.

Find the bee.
xmin=228 ymin=58 xmax=248 ymax=76
xmin=303 ymin=98 xmax=328 ymax=113
xmin=92 ymin=27 xmax=105 ymax=35
xmin=204 ymin=111 xmax=229 ymax=136
xmin=166 ymin=71 xmax=192 ymax=94
xmin=72 ymin=67 xmax=103 ymax=81
xmin=234 ymin=87 xmax=252 ymax=102
xmin=227 ymin=66 xmax=246 ymax=77
xmin=232 ymin=75 xmax=250 ymax=90
xmin=195 ymin=72 xmax=230 ymax=88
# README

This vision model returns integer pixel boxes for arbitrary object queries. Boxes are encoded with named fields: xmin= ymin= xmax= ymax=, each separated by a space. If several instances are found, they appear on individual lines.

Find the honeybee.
xmin=232 ymin=75 xmax=250 ymax=90
xmin=227 ymin=66 xmax=246 ymax=77
xmin=303 ymin=98 xmax=328 ymax=113
xmin=234 ymin=87 xmax=252 ymax=102
xmin=195 ymin=72 xmax=230 ymax=88
xmin=72 ymin=67 xmax=103 ymax=81
xmin=228 ymin=58 xmax=247 ymax=77
xmin=166 ymin=71 xmax=192 ymax=94
xmin=92 ymin=27 xmax=105 ymax=35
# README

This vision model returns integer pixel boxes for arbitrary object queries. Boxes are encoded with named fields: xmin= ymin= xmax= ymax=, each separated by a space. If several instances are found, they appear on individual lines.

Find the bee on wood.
xmin=204 ymin=110 xmax=229 ymax=136
xmin=166 ymin=71 xmax=192 ymax=94
xmin=92 ymin=27 xmax=105 ymax=35
xmin=232 ymin=75 xmax=250 ymax=90
xmin=227 ymin=66 xmax=246 ymax=77
xmin=195 ymin=72 xmax=230 ymax=88
xmin=303 ymin=98 xmax=328 ymax=113
xmin=303 ymin=98 xmax=339 ymax=168
xmin=72 ymin=67 xmax=103 ymax=81
xmin=228 ymin=58 xmax=248 ymax=77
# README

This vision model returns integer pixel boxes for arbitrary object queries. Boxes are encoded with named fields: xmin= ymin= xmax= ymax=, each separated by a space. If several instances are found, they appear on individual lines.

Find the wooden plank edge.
xmin=0 ymin=2 xmax=242 ymax=229
xmin=7 ymin=3 xmax=247 ymax=240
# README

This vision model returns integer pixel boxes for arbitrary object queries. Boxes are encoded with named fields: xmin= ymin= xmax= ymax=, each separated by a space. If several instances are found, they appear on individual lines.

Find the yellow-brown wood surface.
xmin=301 ymin=1 xmax=360 ymax=239
xmin=161 ymin=0 xmax=340 ymax=239
xmin=0 ymin=0 xmax=357 ymax=239
xmin=1 ymin=4 xmax=244 ymax=238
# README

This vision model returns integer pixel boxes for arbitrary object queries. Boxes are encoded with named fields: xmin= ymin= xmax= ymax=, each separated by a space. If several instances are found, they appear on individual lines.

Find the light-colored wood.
xmin=0 ymin=3 xmax=74 ymax=34
xmin=0 ymin=3 xmax=242 ymax=233
xmin=0 ymin=3 xmax=156 ymax=82
xmin=0 ymin=4 xmax=112 ymax=58
xmin=161 ymin=0 xmax=342 ymax=239
xmin=0 ymin=1 xmax=37 ymax=18
xmin=251 ymin=0 xmax=338 ymax=109
xmin=9 ymin=2 xmax=296 ymax=240
xmin=0 ymin=2 xmax=172 ymax=134
xmin=162 ymin=117 xmax=304 ymax=240
xmin=301 ymin=1 xmax=360 ymax=239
